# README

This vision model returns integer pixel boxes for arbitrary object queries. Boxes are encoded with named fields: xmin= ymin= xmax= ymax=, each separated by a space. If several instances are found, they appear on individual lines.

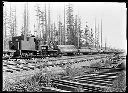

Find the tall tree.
xmin=3 ymin=4 xmax=8 ymax=49
xmin=49 ymin=24 xmax=54 ymax=49
xmin=63 ymin=4 xmax=66 ymax=45
xmin=74 ymin=15 xmax=81 ymax=47
xmin=84 ymin=22 xmax=90 ymax=47
xmin=54 ymin=23 xmax=59 ymax=46
xmin=95 ymin=18 xmax=97 ymax=48
xmin=9 ymin=3 xmax=17 ymax=38
xmin=47 ymin=4 xmax=51 ymax=46
xmin=101 ymin=19 xmax=103 ymax=48
xmin=66 ymin=3 xmax=75 ymax=45
xmin=3 ymin=3 xmax=17 ymax=50
xmin=22 ymin=3 xmax=29 ymax=39
xmin=77 ymin=17 xmax=82 ymax=48
xmin=97 ymin=23 xmax=100 ymax=48
xmin=44 ymin=3 xmax=47 ymax=45
xmin=35 ymin=4 xmax=47 ymax=45
xmin=58 ymin=16 xmax=64 ymax=45
xmin=90 ymin=28 xmax=95 ymax=47
xmin=35 ymin=4 xmax=41 ymax=39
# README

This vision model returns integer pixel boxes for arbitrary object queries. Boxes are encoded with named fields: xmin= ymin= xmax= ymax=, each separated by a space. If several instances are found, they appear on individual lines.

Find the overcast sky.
xmin=3 ymin=2 xmax=127 ymax=51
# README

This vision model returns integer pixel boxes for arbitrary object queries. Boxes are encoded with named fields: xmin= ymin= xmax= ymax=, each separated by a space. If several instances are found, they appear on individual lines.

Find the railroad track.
xmin=3 ymin=54 xmax=124 ymax=83
xmin=3 ymin=54 xmax=123 ymax=74
xmin=49 ymin=68 xmax=122 ymax=92
xmin=7 ymin=54 xmax=110 ymax=64
xmin=3 ymin=68 xmax=122 ymax=92
xmin=3 ymin=56 xmax=124 ymax=92
xmin=2 ymin=54 xmax=105 ymax=70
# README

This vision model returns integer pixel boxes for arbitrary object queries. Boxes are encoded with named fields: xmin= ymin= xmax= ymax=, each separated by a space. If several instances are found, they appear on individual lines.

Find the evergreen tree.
xmin=66 ymin=4 xmax=75 ymax=45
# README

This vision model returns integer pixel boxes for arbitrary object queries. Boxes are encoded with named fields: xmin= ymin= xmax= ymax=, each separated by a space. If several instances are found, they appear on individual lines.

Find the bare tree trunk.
xmin=101 ymin=19 xmax=103 ymax=48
